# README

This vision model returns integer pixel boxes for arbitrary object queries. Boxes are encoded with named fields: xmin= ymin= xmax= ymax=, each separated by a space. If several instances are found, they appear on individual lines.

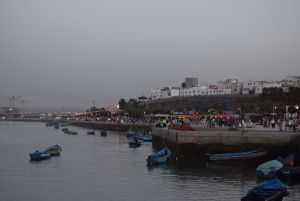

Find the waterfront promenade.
xmin=151 ymin=126 xmax=300 ymax=160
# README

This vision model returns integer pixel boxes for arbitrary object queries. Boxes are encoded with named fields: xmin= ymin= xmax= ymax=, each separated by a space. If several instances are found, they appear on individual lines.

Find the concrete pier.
xmin=152 ymin=127 xmax=300 ymax=160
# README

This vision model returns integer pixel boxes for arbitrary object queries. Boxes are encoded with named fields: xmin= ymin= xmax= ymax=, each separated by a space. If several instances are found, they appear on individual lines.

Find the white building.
xmin=180 ymin=85 xmax=231 ymax=97
xmin=148 ymin=87 xmax=180 ymax=100
xmin=262 ymin=82 xmax=283 ymax=89
xmin=217 ymin=79 xmax=241 ymax=94
xmin=285 ymin=76 xmax=300 ymax=88
xmin=242 ymin=81 xmax=263 ymax=94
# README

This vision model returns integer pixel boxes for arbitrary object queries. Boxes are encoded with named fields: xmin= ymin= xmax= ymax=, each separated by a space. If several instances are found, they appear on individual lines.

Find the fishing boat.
xmin=256 ymin=160 xmax=284 ymax=179
xmin=65 ymin=130 xmax=78 ymax=135
xmin=101 ymin=130 xmax=107 ymax=136
xmin=62 ymin=128 xmax=69 ymax=132
xmin=87 ymin=130 xmax=95 ymax=135
xmin=207 ymin=149 xmax=266 ymax=162
xmin=44 ymin=145 xmax=62 ymax=156
xmin=146 ymin=147 xmax=171 ymax=166
xmin=143 ymin=135 xmax=152 ymax=142
xmin=29 ymin=150 xmax=51 ymax=161
xmin=126 ymin=128 xmax=135 ymax=138
xmin=241 ymin=179 xmax=288 ymax=201
xmin=277 ymin=153 xmax=300 ymax=181
xmin=128 ymin=137 xmax=141 ymax=148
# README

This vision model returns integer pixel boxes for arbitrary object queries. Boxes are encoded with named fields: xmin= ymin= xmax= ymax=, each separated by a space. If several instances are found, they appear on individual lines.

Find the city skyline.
xmin=1 ymin=0 xmax=299 ymax=108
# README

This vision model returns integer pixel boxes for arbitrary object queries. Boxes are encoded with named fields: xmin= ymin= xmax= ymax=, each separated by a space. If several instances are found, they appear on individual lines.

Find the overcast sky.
xmin=0 ymin=0 xmax=299 ymax=109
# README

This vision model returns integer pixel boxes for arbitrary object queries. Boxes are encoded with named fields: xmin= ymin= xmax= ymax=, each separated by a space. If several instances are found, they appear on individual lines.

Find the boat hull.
xmin=208 ymin=149 xmax=266 ymax=162
xmin=146 ymin=147 xmax=171 ymax=166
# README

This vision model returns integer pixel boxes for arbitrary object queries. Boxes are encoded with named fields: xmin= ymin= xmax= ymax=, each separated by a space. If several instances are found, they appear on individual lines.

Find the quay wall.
xmin=152 ymin=127 xmax=300 ymax=160
xmin=70 ymin=121 xmax=151 ymax=132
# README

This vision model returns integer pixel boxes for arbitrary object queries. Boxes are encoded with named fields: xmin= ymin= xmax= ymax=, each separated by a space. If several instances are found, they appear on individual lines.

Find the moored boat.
xmin=29 ymin=150 xmax=51 ymax=161
xmin=277 ymin=153 xmax=300 ymax=181
xmin=146 ymin=147 xmax=171 ymax=166
xmin=44 ymin=144 xmax=62 ymax=156
xmin=256 ymin=160 xmax=284 ymax=179
xmin=66 ymin=130 xmax=78 ymax=135
xmin=241 ymin=179 xmax=289 ymax=201
xmin=142 ymin=135 xmax=152 ymax=142
xmin=87 ymin=130 xmax=95 ymax=135
xmin=207 ymin=149 xmax=266 ymax=162
xmin=129 ymin=137 xmax=141 ymax=148
xmin=62 ymin=128 xmax=69 ymax=132
xmin=126 ymin=128 xmax=135 ymax=138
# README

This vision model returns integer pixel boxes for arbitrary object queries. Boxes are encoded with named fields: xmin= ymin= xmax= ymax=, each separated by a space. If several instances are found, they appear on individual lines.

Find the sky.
xmin=0 ymin=0 xmax=299 ymax=110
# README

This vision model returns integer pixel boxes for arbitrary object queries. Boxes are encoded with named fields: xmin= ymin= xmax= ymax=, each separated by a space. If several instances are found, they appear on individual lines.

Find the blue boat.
xmin=142 ymin=135 xmax=152 ymax=142
xmin=29 ymin=150 xmax=51 ymax=161
xmin=241 ymin=179 xmax=288 ymax=201
xmin=278 ymin=154 xmax=300 ymax=181
xmin=207 ymin=149 xmax=266 ymax=161
xmin=256 ymin=160 xmax=284 ymax=179
xmin=146 ymin=147 xmax=171 ymax=166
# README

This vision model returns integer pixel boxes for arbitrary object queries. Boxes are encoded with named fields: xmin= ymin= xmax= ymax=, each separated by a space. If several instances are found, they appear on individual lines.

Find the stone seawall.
xmin=70 ymin=121 xmax=151 ymax=132
xmin=152 ymin=127 xmax=300 ymax=160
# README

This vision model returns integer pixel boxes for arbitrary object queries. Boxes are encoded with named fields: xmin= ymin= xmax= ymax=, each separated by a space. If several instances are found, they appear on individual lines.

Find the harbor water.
xmin=0 ymin=121 xmax=299 ymax=201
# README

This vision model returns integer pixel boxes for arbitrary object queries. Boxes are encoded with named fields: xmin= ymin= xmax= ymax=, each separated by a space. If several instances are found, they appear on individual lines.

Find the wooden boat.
xmin=101 ymin=130 xmax=107 ymax=136
xmin=129 ymin=141 xmax=141 ymax=148
xmin=146 ymin=147 xmax=171 ymax=166
xmin=126 ymin=128 xmax=135 ymax=138
xmin=65 ymin=130 xmax=78 ymax=135
xmin=142 ymin=135 xmax=152 ymax=142
xmin=45 ymin=145 xmax=62 ymax=156
xmin=62 ymin=128 xmax=69 ymax=132
xmin=87 ymin=130 xmax=95 ymax=135
xmin=29 ymin=150 xmax=51 ymax=161
xmin=241 ymin=179 xmax=288 ymax=201
xmin=278 ymin=153 xmax=300 ymax=181
xmin=207 ymin=149 xmax=266 ymax=161
xmin=256 ymin=160 xmax=284 ymax=179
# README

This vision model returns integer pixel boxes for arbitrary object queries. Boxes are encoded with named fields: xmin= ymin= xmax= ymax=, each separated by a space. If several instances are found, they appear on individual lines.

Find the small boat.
xmin=146 ymin=147 xmax=171 ymax=166
xmin=278 ymin=154 xmax=300 ymax=181
xmin=126 ymin=128 xmax=135 ymax=138
xmin=44 ymin=145 xmax=62 ymax=156
xmin=29 ymin=150 xmax=51 ymax=161
xmin=241 ymin=179 xmax=288 ymax=201
xmin=129 ymin=137 xmax=141 ymax=148
xmin=54 ymin=124 xmax=59 ymax=129
xmin=65 ymin=130 xmax=78 ymax=135
xmin=62 ymin=128 xmax=69 ymax=132
xmin=101 ymin=130 xmax=107 ymax=136
xmin=87 ymin=130 xmax=95 ymax=135
xmin=207 ymin=149 xmax=266 ymax=162
xmin=143 ymin=135 xmax=152 ymax=142
xmin=256 ymin=160 xmax=284 ymax=179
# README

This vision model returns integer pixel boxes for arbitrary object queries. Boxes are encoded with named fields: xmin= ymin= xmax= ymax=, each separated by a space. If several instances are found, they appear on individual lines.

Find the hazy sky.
xmin=0 ymin=0 xmax=299 ymax=109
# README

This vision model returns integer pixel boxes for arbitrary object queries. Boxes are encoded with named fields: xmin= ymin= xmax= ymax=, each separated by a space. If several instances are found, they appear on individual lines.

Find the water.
xmin=0 ymin=121 xmax=299 ymax=201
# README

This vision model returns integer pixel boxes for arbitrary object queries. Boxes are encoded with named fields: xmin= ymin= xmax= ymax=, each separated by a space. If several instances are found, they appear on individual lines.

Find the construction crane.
xmin=9 ymin=96 xmax=21 ymax=111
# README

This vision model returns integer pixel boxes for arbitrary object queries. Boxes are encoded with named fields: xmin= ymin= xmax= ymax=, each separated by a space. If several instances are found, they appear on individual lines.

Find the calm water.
xmin=0 ymin=121 xmax=299 ymax=201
